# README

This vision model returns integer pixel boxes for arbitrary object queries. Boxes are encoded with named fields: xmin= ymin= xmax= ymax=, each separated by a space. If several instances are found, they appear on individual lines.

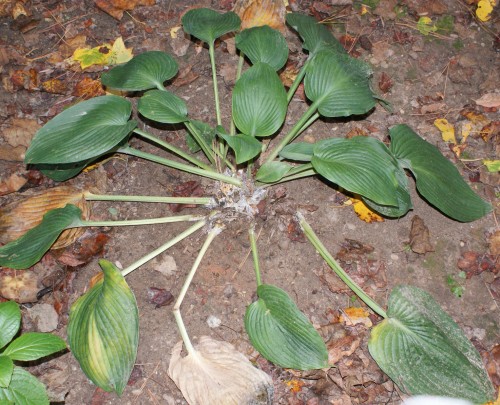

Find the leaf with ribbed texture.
xmin=182 ymin=8 xmax=241 ymax=45
xmin=0 ymin=356 xmax=13 ymax=388
xmin=4 ymin=333 xmax=66 ymax=361
xmin=39 ymin=161 xmax=92 ymax=181
xmin=233 ymin=62 xmax=287 ymax=137
xmin=68 ymin=259 xmax=139 ymax=395
xmin=245 ymin=284 xmax=328 ymax=370
xmin=0 ymin=205 xmax=83 ymax=270
xmin=24 ymin=96 xmax=136 ymax=165
xmin=304 ymin=51 xmax=376 ymax=117
xmin=368 ymin=285 xmax=495 ymax=403
xmin=235 ymin=26 xmax=288 ymax=71
xmin=186 ymin=120 xmax=215 ymax=153
xmin=255 ymin=161 xmax=292 ymax=183
xmin=312 ymin=137 xmax=400 ymax=206
xmin=138 ymin=90 xmax=188 ymax=124
xmin=0 ymin=302 xmax=20 ymax=350
xmin=218 ymin=133 xmax=261 ymax=164
xmin=279 ymin=142 xmax=314 ymax=162
xmin=286 ymin=13 xmax=345 ymax=56
xmin=0 ymin=367 xmax=49 ymax=405
xmin=389 ymin=125 xmax=492 ymax=221
xmin=101 ymin=51 xmax=178 ymax=91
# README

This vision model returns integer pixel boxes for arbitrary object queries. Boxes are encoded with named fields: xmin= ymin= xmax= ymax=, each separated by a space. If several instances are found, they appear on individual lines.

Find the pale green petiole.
xmin=286 ymin=58 xmax=311 ymax=103
xmin=249 ymin=227 xmax=262 ymax=287
xmin=184 ymin=121 xmax=217 ymax=166
xmin=76 ymin=214 xmax=205 ymax=228
xmin=208 ymin=42 xmax=222 ymax=127
xmin=173 ymin=225 xmax=222 ymax=355
xmin=85 ymin=192 xmax=214 ymax=206
xmin=297 ymin=213 xmax=388 ymax=318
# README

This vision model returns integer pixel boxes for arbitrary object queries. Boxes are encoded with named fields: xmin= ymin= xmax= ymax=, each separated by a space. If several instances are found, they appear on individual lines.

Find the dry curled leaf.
xmin=94 ymin=0 xmax=155 ymax=20
xmin=0 ymin=269 xmax=39 ymax=303
xmin=0 ymin=172 xmax=27 ymax=196
xmin=168 ymin=336 xmax=273 ymax=405
xmin=2 ymin=117 xmax=40 ymax=148
xmin=233 ymin=0 xmax=286 ymax=31
xmin=409 ymin=215 xmax=434 ymax=254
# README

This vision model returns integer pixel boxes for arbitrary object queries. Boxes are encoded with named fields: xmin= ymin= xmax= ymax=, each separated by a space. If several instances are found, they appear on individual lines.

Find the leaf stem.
xmin=184 ymin=121 xmax=216 ymax=166
xmin=121 ymin=218 xmax=207 ymax=277
xmin=133 ymin=128 xmax=213 ymax=171
xmin=286 ymin=58 xmax=311 ymax=103
xmin=297 ymin=213 xmax=388 ymax=318
xmin=85 ymin=192 xmax=214 ymax=206
xmin=173 ymin=225 xmax=222 ymax=355
xmin=79 ymin=214 xmax=204 ymax=228
xmin=118 ymin=145 xmax=242 ymax=187
xmin=261 ymin=169 xmax=316 ymax=187
xmin=208 ymin=42 xmax=222 ymax=126
xmin=248 ymin=227 xmax=262 ymax=287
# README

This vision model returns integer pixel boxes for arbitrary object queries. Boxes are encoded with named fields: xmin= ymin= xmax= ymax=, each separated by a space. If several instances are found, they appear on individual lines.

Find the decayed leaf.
xmin=168 ymin=336 xmax=273 ymax=405
xmin=339 ymin=307 xmax=373 ymax=328
xmin=434 ymin=118 xmax=456 ymax=144
xmin=233 ymin=0 xmax=286 ymax=31
xmin=2 ymin=118 xmax=40 ymax=148
xmin=94 ymin=0 xmax=155 ymax=20
xmin=409 ymin=215 xmax=434 ymax=254
xmin=475 ymin=93 xmax=500 ymax=108
xmin=0 ymin=173 xmax=27 ymax=196
xmin=73 ymin=76 xmax=105 ymax=99
xmin=349 ymin=197 xmax=384 ymax=223
xmin=0 ymin=186 xmax=90 ymax=249
xmin=72 ymin=37 xmax=133 ymax=69
xmin=0 ymin=270 xmax=39 ymax=303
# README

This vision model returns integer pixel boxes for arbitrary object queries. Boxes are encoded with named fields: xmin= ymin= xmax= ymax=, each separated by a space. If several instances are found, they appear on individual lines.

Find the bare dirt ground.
xmin=0 ymin=0 xmax=499 ymax=404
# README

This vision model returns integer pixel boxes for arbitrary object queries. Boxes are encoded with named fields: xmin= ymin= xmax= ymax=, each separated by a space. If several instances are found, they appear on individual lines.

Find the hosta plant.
xmin=0 ymin=8 xmax=494 ymax=403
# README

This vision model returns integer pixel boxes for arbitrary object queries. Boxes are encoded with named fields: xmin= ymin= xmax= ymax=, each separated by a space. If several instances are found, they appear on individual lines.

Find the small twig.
xmin=133 ymin=361 xmax=161 ymax=403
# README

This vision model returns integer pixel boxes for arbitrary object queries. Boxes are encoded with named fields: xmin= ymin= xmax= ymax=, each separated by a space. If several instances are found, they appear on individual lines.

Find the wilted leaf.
xmin=73 ymin=77 xmax=105 ymax=99
xmin=233 ymin=0 xmax=286 ymax=31
xmin=72 ymin=37 xmax=133 ymax=69
xmin=475 ymin=93 xmax=500 ymax=108
xmin=409 ymin=215 xmax=434 ymax=254
xmin=417 ymin=16 xmax=437 ymax=35
xmin=339 ymin=307 xmax=372 ymax=327
xmin=168 ymin=336 xmax=273 ymax=405
xmin=349 ymin=197 xmax=384 ymax=223
xmin=434 ymin=118 xmax=456 ymax=144
xmin=0 ymin=271 xmax=39 ymax=303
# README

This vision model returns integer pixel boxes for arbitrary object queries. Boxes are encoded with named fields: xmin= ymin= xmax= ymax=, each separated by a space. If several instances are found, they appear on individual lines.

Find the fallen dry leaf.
xmin=349 ymin=197 xmax=384 ymax=223
xmin=378 ymin=72 xmax=393 ymax=93
xmin=94 ymin=0 xmax=155 ymax=20
xmin=0 ymin=144 xmax=25 ymax=161
xmin=172 ymin=65 xmax=199 ymax=87
xmin=339 ymin=307 xmax=372 ymax=328
xmin=41 ymin=78 xmax=68 ymax=95
xmin=434 ymin=118 xmax=456 ymax=144
xmin=489 ymin=230 xmax=500 ymax=255
xmin=56 ymin=231 xmax=109 ymax=267
xmin=0 ymin=269 xmax=39 ymax=303
xmin=233 ymin=0 xmax=286 ymax=31
xmin=457 ymin=251 xmax=499 ymax=278
xmin=327 ymin=334 xmax=361 ymax=365
xmin=475 ymin=93 xmax=500 ymax=108
xmin=168 ymin=336 xmax=273 ymax=405
xmin=0 ymin=172 xmax=27 ymax=196
xmin=72 ymin=37 xmax=132 ymax=69
xmin=409 ymin=215 xmax=434 ymax=254
xmin=2 ymin=117 xmax=40 ymax=148
xmin=73 ymin=76 xmax=106 ymax=99
xmin=147 ymin=287 xmax=174 ymax=308
xmin=170 ymin=181 xmax=204 ymax=212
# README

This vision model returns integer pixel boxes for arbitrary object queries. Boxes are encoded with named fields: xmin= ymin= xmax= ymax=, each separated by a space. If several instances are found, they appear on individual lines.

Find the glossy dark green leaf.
xmin=235 ymin=26 xmax=288 ymax=71
xmin=245 ymin=284 xmax=328 ymax=370
xmin=182 ymin=8 xmax=240 ymax=44
xmin=3 ymin=333 xmax=66 ymax=361
xmin=304 ymin=50 xmax=376 ymax=117
xmin=218 ymin=133 xmax=262 ymax=164
xmin=0 ymin=367 xmax=49 ymax=405
xmin=24 ymin=96 xmax=136 ymax=165
xmin=232 ymin=62 xmax=287 ymax=137
xmin=286 ymin=13 xmax=345 ymax=56
xmin=0 ymin=205 xmax=83 ymax=270
xmin=101 ymin=51 xmax=178 ymax=91
xmin=255 ymin=161 xmax=292 ymax=183
xmin=389 ymin=124 xmax=492 ymax=221
xmin=186 ymin=120 xmax=215 ymax=153
xmin=38 ymin=161 xmax=93 ymax=181
xmin=0 ymin=302 xmax=20 ymax=350
xmin=279 ymin=142 xmax=314 ymax=162
xmin=138 ymin=90 xmax=188 ymax=123
xmin=68 ymin=259 xmax=139 ymax=395
xmin=312 ymin=137 xmax=399 ymax=206
xmin=0 ymin=356 xmax=13 ymax=388
xmin=368 ymin=285 xmax=495 ymax=403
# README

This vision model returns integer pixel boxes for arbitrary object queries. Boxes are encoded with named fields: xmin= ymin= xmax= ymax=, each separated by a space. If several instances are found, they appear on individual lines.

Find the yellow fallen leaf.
xmin=476 ymin=0 xmax=496 ymax=21
xmin=483 ymin=160 xmax=500 ymax=172
xmin=461 ymin=121 xmax=472 ymax=143
xmin=339 ymin=307 xmax=373 ymax=328
xmin=434 ymin=118 xmax=456 ymax=144
xmin=72 ymin=37 xmax=132 ymax=69
xmin=417 ymin=16 xmax=437 ymax=35
xmin=170 ymin=25 xmax=181 ymax=39
xmin=107 ymin=36 xmax=133 ymax=65
xmin=349 ymin=197 xmax=384 ymax=223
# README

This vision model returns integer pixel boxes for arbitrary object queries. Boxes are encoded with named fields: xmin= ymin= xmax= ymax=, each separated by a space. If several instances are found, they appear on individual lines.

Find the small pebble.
xmin=207 ymin=315 xmax=221 ymax=328
xmin=28 ymin=303 xmax=59 ymax=332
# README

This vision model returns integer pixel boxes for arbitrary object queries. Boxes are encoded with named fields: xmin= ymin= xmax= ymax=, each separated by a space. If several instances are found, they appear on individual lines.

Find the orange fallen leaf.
xmin=349 ymin=197 xmax=384 ymax=223
xmin=284 ymin=379 xmax=304 ymax=394
xmin=233 ymin=0 xmax=286 ymax=31
xmin=339 ymin=307 xmax=372 ymax=327
xmin=41 ymin=78 xmax=67 ymax=94
xmin=73 ymin=76 xmax=105 ymax=99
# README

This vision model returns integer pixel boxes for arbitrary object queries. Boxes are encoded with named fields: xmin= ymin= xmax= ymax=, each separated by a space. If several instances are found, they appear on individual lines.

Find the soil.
xmin=0 ymin=0 xmax=499 ymax=404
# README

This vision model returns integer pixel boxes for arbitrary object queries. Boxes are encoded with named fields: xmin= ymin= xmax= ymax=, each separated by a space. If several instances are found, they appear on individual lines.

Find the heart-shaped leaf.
xmin=68 ymin=259 xmax=139 ymax=395
xmin=0 ymin=204 xmax=83 ymax=270
xmin=182 ymin=8 xmax=241 ymax=45
xmin=233 ymin=62 xmax=287 ymax=137
xmin=255 ymin=161 xmax=292 ymax=183
xmin=25 ymin=96 xmax=136 ymax=165
xmin=245 ymin=284 xmax=328 ymax=370
xmin=101 ymin=51 xmax=178 ymax=91
xmin=0 ymin=367 xmax=49 ymax=405
xmin=138 ymin=90 xmax=188 ymax=123
xmin=368 ymin=285 xmax=495 ymax=403
xmin=0 ymin=302 xmax=20 ymax=350
xmin=3 ymin=333 xmax=66 ymax=361
xmin=0 ymin=356 xmax=13 ymax=388
xmin=389 ymin=125 xmax=492 ymax=221
xmin=286 ymin=13 xmax=345 ymax=56
xmin=279 ymin=142 xmax=314 ymax=162
xmin=186 ymin=120 xmax=215 ymax=153
xmin=304 ymin=50 xmax=376 ymax=117
xmin=312 ymin=137 xmax=400 ymax=206
xmin=235 ymin=26 xmax=288 ymax=71
xmin=218 ymin=133 xmax=261 ymax=164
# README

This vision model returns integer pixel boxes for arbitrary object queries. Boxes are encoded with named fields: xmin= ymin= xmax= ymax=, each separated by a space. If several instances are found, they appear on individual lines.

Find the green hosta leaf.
xmin=68 ymin=259 xmax=139 ymax=395
xmin=279 ymin=142 xmax=314 ymax=162
xmin=101 ymin=51 xmax=178 ymax=91
xmin=0 ymin=367 xmax=49 ymax=405
xmin=312 ymin=137 xmax=399 ymax=206
xmin=186 ymin=120 xmax=215 ymax=153
xmin=3 ymin=333 xmax=66 ymax=361
xmin=389 ymin=124 xmax=492 ymax=221
xmin=368 ymin=285 xmax=495 ymax=403
xmin=286 ymin=13 xmax=345 ymax=56
xmin=233 ymin=62 xmax=287 ymax=137
xmin=0 ymin=302 xmax=20 ymax=350
xmin=138 ymin=90 xmax=188 ymax=124
xmin=39 ymin=161 xmax=92 ymax=181
xmin=245 ymin=284 xmax=328 ymax=370
xmin=255 ymin=161 xmax=292 ymax=183
xmin=182 ymin=8 xmax=240 ymax=45
xmin=0 ymin=205 xmax=83 ymax=270
xmin=0 ymin=356 xmax=13 ymax=388
xmin=235 ymin=26 xmax=288 ymax=71
xmin=304 ymin=50 xmax=376 ymax=117
xmin=25 ymin=96 xmax=136 ymax=165
xmin=218 ymin=133 xmax=262 ymax=164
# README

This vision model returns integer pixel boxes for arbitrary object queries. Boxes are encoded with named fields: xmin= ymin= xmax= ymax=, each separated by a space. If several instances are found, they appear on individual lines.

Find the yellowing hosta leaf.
xmin=434 ymin=118 xmax=456 ymax=144
xmin=68 ymin=260 xmax=138 ymax=395
xmin=168 ymin=336 xmax=273 ymax=405
xmin=72 ymin=37 xmax=133 ymax=69
xmin=349 ymin=197 xmax=384 ymax=223
xmin=107 ymin=37 xmax=133 ymax=65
